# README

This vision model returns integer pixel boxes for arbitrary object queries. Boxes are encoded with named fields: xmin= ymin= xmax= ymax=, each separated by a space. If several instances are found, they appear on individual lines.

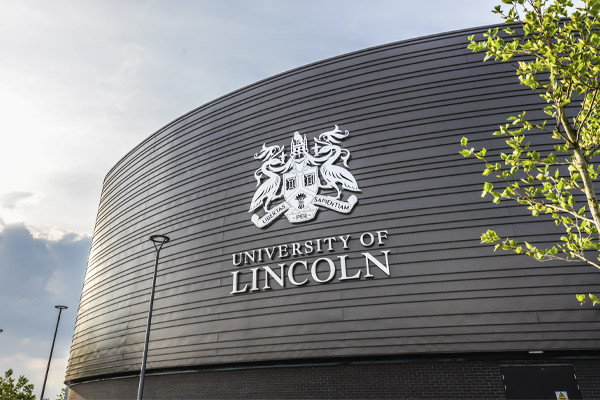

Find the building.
xmin=65 ymin=24 xmax=600 ymax=399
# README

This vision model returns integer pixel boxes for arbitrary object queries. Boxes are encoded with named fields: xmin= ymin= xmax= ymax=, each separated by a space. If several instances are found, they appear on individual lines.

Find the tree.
xmin=460 ymin=0 xmax=600 ymax=306
xmin=54 ymin=387 xmax=66 ymax=400
xmin=0 ymin=369 xmax=35 ymax=400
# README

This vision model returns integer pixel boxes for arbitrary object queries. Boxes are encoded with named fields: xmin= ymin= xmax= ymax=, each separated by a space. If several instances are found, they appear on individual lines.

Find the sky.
xmin=0 ymin=1 xmax=506 ymax=398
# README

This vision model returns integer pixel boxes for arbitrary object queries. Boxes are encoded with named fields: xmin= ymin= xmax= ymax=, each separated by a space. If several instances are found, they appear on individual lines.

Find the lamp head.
xmin=149 ymin=235 xmax=170 ymax=244
xmin=55 ymin=305 xmax=68 ymax=310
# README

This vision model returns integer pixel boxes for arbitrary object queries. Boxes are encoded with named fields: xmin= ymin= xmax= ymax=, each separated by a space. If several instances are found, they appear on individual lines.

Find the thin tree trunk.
xmin=560 ymin=112 xmax=600 ymax=233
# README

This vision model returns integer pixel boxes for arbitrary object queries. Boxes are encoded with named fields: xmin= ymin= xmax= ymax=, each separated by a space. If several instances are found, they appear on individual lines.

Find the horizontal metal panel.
xmin=66 ymin=25 xmax=600 ymax=382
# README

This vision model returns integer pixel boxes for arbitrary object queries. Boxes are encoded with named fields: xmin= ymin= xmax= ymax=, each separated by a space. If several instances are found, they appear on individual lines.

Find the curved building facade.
xmin=66 ymin=24 xmax=600 ymax=399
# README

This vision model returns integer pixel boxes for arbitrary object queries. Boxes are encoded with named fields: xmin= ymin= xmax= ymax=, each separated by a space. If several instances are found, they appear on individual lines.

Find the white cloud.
xmin=0 ymin=191 xmax=34 ymax=210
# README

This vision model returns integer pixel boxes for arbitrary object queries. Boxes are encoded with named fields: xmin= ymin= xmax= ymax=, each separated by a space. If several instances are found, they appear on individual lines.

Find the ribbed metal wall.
xmin=66 ymin=25 xmax=600 ymax=382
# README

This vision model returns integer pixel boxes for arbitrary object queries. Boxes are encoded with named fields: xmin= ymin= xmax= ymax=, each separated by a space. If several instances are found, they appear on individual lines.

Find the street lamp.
xmin=137 ymin=234 xmax=170 ymax=400
xmin=40 ymin=305 xmax=68 ymax=400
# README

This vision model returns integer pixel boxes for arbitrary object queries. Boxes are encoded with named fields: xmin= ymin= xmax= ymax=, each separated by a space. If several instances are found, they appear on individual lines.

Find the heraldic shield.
xmin=283 ymin=161 xmax=319 ymax=223
xmin=249 ymin=126 xmax=360 ymax=228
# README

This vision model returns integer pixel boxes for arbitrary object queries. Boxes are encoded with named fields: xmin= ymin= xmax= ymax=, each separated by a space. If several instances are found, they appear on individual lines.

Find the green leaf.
xmin=465 ymin=0 xmax=600 ymax=275
xmin=515 ymin=246 xmax=523 ymax=254
xmin=460 ymin=136 xmax=468 ymax=147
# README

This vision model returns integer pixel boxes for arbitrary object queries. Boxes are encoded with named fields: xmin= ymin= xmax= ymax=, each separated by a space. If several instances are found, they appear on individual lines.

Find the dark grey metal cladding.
xmin=66 ymin=25 xmax=600 ymax=382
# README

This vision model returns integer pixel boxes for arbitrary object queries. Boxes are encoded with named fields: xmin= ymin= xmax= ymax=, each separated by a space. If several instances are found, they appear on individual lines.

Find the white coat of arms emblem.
xmin=249 ymin=125 xmax=360 ymax=228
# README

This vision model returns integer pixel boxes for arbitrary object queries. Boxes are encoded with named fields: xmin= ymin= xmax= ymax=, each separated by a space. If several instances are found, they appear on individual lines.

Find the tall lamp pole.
xmin=40 ymin=305 xmax=67 ymax=400
xmin=137 ymin=234 xmax=170 ymax=400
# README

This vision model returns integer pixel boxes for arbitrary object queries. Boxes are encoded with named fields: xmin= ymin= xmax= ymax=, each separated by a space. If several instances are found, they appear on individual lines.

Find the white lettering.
xmin=278 ymin=245 xmax=289 ymax=258
xmin=315 ymin=238 xmax=323 ymax=253
xmin=288 ymin=260 xmax=309 ymax=286
xmin=250 ymin=267 xmax=260 ymax=291
xmin=230 ymin=271 xmax=248 ymax=294
xmin=323 ymin=237 xmax=336 ymax=251
xmin=244 ymin=251 xmax=255 ymax=264
xmin=377 ymin=230 xmax=388 ymax=245
xmin=339 ymin=235 xmax=351 ymax=249
xmin=311 ymin=257 xmax=336 ymax=283
xmin=363 ymin=251 xmax=391 ymax=278
xmin=263 ymin=264 xmax=286 ymax=290
xmin=229 ymin=231 xmax=392 ymax=295
xmin=338 ymin=255 xmax=360 ymax=280
xmin=304 ymin=240 xmax=314 ymax=255
xmin=264 ymin=246 xmax=276 ymax=260
xmin=360 ymin=232 xmax=375 ymax=247
xmin=291 ymin=242 xmax=302 ymax=256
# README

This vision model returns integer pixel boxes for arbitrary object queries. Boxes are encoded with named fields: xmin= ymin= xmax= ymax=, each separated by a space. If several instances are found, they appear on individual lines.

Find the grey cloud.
xmin=0 ymin=223 xmax=90 ymax=388
xmin=0 ymin=191 xmax=33 ymax=209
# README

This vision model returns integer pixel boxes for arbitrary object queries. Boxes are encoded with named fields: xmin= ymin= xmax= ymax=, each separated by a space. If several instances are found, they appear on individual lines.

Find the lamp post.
xmin=40 ymin=305 xmax=67 ymax=400
xmin=137 ymin=234 xmax=170 ymax=400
